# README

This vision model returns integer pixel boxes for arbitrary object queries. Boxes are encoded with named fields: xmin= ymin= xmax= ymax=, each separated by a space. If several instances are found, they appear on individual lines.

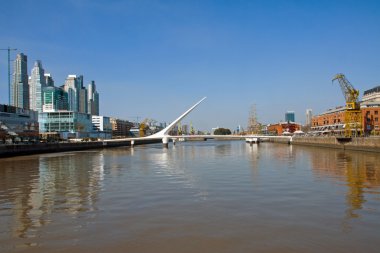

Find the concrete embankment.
xmin=0 ymin=139 xmax=161 ymax=158
xmin=269 ymin=136 xmax=380 ymax=153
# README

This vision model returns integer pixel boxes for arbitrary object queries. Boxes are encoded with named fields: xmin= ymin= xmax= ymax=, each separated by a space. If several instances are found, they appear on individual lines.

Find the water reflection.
xmin=310 ymin=149 xmax=380 ymax=221
xmin=147 ymin=144 xmax=209 ymax=200
xmin=0 ymin=151 xmax=105 ymax=241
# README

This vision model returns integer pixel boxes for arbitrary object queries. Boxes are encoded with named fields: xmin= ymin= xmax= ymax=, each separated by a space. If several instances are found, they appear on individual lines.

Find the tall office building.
xmin=44 ymin=73 xmax=54 ymax=87
xmin=63 ymin=75 xmax=79 ymax=111
xmin=88 ymin=81 xmax=99 ymax=115
xmin=79 ymin=88 xmax=88 ymax=113
xmin=29 ymin=61 xmax=47 ymax=112
xmin=305 ymin=109 xmax=313 ymax=126
xmin=11 ymin=53 xmax=29 ymax=109
xmin=285 ymin=111 xmax=295 ymax=122
xmin=76 ymin=75 xmax=87 ymax=113
xmin=42 ymin=86 xmax=68 ymax=112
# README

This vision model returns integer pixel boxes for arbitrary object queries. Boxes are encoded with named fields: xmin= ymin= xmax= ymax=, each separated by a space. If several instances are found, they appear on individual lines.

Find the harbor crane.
xmin=0 ymin=47 xmax=17 ymax=104
xmin=332 ymin=73 xmax=362 ymax=137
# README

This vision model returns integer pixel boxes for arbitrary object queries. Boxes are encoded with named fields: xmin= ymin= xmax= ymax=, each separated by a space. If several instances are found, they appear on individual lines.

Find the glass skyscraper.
xmin=29 ymin=60 xmax=46 ymax=112
xmin=43 ymin=86 xmax=68 ymax=111
xmin=306 ymin=109 xmax=313 ymax=126
xmin=285 ymin=111 xmax=295 ymax=122
xmin=63 ymin=75 xmax=79 ymax=112
xmin=11 ymin=53 xmax=29 ymax=109
xmin=88 ymin=81 xmax=99 ymax=115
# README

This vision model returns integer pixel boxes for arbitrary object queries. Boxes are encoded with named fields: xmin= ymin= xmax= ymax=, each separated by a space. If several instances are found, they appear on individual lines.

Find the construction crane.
xmin=332 ymin=73 xmax=362 ymax=137
xmin=139 ymin=118 xmax=149 ymax=137
xmin=0 ymin=47 xmax=17 ymax=104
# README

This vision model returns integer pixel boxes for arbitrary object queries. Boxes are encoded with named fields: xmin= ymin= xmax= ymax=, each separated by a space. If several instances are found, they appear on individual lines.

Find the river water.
xmin=0 ymin=141 xmax=379 ymax=252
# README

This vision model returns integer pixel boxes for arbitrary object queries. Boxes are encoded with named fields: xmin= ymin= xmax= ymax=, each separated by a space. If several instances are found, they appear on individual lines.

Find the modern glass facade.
xmin=29 ymin=61 xmax=46 ymax=112
xmin=306 ymin=109 xmax=312 ymax=126
xmin=285 ymin=111 xmax=295 ymax=122
xmin=39 ymin=111 xmax=93 ymax=134
xmin=43 ymin=86 xmax=68 ymax=111
xmin=11 ymin=53 xmax=29 ymax=109
xmin=44 ymin=73 xmax=54 ymax=87
xmin=79 ymin=88 xmax=88 ymax=113
xmin=63 ymin=75 xmax=79 ymax=112
xmin=88 ymin=81 xmax=99 ymax=115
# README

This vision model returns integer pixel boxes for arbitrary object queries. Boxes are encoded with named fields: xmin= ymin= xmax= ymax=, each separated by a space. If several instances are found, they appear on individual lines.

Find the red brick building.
xmin=312 ymin=85 xmax=380 ymax=135
xmin=267 ymin=122 xmax=301 ymax=135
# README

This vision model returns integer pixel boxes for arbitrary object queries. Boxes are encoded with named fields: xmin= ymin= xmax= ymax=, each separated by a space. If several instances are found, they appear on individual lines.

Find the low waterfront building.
xmin=311 ymin=106 xmax=345 ymax=132
xmin=312 ymin=85 xmax=380 ymax=135
xmin=267 ymin=122 xmax=301 ymax=135
xmin=110 ymin=118 xmax=134 ymax=138
xmin=91 ymin=115 xmax=112 ymax=139
xmin=39 ymin=111 xmax=93 ymax=139
xmin=362 ymin=85 xmax=380 ymax=103
xmin=0 ymin=104 xmax=39 ymax=143
xmin=129 ymin=127 xmax=140 ymax=137
xmin=361 ymin=101 xmax=380 ymax=135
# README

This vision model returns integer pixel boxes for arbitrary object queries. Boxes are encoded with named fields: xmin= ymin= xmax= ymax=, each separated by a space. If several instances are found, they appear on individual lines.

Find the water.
xmin=0 ymin=141 xmax=379 ymax=252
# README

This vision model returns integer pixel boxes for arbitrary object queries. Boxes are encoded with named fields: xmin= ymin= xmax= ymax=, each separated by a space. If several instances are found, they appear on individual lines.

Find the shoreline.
xmin=0 ymin=139 xmax=161 ymax=158
xmin=269 ymin=136 xmax=380 ymax=153
xmin=1 ymin=136 xmax=380 ymax=158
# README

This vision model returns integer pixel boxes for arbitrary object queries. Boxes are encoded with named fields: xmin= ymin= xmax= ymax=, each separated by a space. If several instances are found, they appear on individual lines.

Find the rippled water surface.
xmin=0 ymin=141 xmax=380 ymax=252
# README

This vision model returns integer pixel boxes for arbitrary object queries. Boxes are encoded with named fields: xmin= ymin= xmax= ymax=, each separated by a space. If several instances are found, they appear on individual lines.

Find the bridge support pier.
xmin=172 ymin=138 xmax=176 ymax=146
xmin=162 ymin=137 xmax=169 ymax=148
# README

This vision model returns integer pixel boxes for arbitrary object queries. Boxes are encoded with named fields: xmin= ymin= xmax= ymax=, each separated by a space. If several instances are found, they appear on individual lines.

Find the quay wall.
xmin=270 ymin=136 xmax=380 ymax=153
xmin=0 ymin=139 xmax=161 ymax=158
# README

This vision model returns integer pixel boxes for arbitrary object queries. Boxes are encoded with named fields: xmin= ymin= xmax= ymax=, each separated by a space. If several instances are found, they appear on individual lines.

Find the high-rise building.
xmin=79 ymin=88 xmax=88 ymax=113
xmin=29 ymin=61 xmax=47 ymax=112
xmin=285 ymin=111 xmax=295 ymax=122
xmin=75 ymin=75 xmax=87 ymax=113
xmin=42 ymin=86 xmax=68 ymax=112
xmin=305 ymin=109 xmax=313 ymax=126
xmin=63 ymin=75 xmax=79 ymax=111
xmin=11 ymin=53 xmax=29 ymax=109
xmin=44 ymin=73 xmax=54 ymax=87
xmin=88 ymin=81 xmax=99 ymax=115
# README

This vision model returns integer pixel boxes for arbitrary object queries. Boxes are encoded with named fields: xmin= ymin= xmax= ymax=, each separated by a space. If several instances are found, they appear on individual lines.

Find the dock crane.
xmin=332 ymin=73 xmax=362 ymax=137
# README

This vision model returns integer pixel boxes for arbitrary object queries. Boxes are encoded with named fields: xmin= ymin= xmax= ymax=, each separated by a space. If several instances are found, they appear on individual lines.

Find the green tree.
xmin=214 ymin=128 xmax=232 ymax=135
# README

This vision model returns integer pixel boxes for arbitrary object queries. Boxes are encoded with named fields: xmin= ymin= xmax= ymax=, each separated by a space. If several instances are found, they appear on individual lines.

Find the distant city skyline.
xmin=1 ymin=0 xmax=380 ymax=131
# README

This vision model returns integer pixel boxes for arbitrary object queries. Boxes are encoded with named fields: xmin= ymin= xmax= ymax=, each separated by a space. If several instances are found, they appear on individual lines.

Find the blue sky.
xmin=1 ymin=0 xmax=380 ymax=131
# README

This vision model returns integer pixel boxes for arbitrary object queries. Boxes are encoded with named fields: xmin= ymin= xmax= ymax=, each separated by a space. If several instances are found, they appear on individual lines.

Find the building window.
xmin=375 ymin=117 xmax=378 ymax=122
xmin=375 ymin=111 xmax=378 ymax=115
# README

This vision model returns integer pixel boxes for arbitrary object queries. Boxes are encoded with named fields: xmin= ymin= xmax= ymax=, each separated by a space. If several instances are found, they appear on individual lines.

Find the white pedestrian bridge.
xmin=104 ymin=97 xmax=291 ymax=147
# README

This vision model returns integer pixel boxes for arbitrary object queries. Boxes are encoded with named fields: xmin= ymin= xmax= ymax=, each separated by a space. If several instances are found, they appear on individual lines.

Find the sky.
xmin=1 ymin=0 xmax=380 ymax=131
